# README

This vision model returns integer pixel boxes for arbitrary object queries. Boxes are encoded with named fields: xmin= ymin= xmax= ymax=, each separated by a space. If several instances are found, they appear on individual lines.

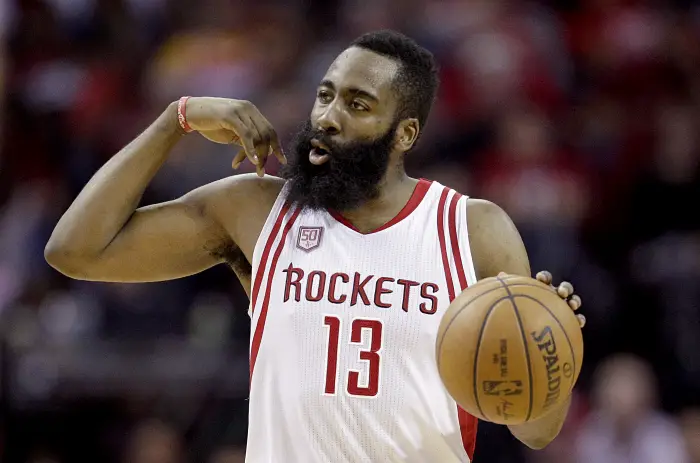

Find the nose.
xmin=316 ymin=105 xmax=341 ymax=136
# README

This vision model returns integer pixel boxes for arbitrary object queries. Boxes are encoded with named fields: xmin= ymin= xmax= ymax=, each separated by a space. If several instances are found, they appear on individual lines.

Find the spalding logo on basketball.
xmin=435 ymin=275 xmax=584 ymax=425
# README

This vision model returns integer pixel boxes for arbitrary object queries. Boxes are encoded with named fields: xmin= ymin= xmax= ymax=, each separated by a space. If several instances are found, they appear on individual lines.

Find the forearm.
xmin=507 ymin=394 xmax=571 ymax=449
xmin=46 ymin=102 xmax=183 ymax=258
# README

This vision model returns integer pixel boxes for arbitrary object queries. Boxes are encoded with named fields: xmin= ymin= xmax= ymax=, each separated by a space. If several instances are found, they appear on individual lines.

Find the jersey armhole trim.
xmin=249 ymin=206 xmax=302 ymax=385
xmin=251 ymin=181 xmax=291 ymax=265
xmin=447 ymin=191 xmax=468 ymax=290
xmin=456 ymin=195 xmax=478 ymax=286
xmin=437 ymin=186 xmax=479 ymax=461
xmin=251 ymin=201 xmax=292 ymax=314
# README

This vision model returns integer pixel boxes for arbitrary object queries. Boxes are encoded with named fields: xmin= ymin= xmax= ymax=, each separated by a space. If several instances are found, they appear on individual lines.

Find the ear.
xmin=395 ymin=118 xmax=420 ymax=152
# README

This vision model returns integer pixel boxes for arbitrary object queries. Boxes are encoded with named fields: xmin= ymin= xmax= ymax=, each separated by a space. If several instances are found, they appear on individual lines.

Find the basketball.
xmin=436 ymin=275 xmax=583 ymax=425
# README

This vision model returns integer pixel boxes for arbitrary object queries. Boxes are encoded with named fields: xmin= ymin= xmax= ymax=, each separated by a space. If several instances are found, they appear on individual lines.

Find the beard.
xmin=279 ymin=120 xmax=397 ymax=212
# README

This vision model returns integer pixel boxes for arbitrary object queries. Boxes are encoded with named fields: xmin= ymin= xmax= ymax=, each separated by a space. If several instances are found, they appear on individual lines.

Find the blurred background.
xmin=1 ymin=0 xmax=700 ymax=461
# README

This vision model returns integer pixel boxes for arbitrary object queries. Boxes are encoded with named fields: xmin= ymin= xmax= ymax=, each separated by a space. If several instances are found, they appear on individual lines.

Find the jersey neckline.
xmin=327 ymin=178 xmax=433 ymax=235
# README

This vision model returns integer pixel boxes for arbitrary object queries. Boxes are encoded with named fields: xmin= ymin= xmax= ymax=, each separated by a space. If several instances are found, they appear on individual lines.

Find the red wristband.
xmin=177 ymin=96 xmax=193 ymax=133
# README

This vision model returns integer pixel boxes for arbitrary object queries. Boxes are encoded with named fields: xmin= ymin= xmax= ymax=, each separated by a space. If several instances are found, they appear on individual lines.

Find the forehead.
xmin=323 ymin=47 xmax=399 ymax=98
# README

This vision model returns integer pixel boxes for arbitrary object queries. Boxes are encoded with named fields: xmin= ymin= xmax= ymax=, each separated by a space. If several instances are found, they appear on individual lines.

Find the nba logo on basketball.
xmin=297 ymin=227 xmax=324 ymax=252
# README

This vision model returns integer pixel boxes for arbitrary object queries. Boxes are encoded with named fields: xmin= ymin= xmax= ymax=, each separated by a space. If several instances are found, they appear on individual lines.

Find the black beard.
xmin=279 ymin=120 xmax=397 ymax=212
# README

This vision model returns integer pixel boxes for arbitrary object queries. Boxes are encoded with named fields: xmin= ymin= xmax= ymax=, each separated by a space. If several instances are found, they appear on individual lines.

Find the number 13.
xmin=323 ymin=315 xmax=383 ymax=397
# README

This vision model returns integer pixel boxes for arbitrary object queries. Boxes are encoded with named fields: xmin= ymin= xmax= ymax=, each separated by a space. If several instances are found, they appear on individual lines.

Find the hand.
xmin=496 ymin=271 xmax=585 ymax=328
xmin=535 ymin=270 xmax=585 ymax=328
xmin=183 ymin=97 xmax=287 ymax=177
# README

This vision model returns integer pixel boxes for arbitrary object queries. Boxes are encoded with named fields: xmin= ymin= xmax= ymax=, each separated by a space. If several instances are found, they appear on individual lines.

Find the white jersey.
xmin=246 ymin=179 xmax=479 ymax=462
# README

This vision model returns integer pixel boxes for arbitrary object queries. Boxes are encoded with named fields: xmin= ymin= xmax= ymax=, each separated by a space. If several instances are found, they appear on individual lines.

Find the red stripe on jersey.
xmin=439 ymin=188 xmax=479 ymax=460
xmin=249 ymin=206 xmax=301 ymax=384
xmin=436 ymin=187 xmax=455 ymax=301
xmin=448 ymin=192 xmax=468 ymax=291
xmin=251 ymin=202 xmax=291 ymax=314
xmin=458 ymin=407 xmax=478 ymax=460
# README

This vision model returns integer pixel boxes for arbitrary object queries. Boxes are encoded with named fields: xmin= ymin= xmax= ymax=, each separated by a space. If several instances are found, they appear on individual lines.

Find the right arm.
xmin=45 ymin=98 xmax=284 ymax=282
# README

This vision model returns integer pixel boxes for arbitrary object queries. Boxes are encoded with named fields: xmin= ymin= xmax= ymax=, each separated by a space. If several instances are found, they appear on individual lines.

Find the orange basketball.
xmin=436 ymin=275 xmax=583 ymax=425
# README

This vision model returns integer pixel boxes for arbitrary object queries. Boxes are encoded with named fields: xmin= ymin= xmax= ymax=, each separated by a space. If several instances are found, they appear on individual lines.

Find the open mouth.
xmin=309 ymin=139 xmax=331 ymax=166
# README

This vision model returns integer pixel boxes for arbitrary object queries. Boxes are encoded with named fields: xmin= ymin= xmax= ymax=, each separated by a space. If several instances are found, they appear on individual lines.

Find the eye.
xmin=317 ymin=90 xmax=333 ymax=104
xmin=350 ymin=100 xmax=368 ymax=111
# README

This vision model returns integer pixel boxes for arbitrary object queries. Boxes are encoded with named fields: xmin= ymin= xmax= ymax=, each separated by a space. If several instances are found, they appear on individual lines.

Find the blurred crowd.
xmin=1 ymin=0 xmax=700 ymax=461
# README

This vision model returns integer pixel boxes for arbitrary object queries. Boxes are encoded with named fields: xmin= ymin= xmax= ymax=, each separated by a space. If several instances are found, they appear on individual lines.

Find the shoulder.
xmin=182 ymin=174 xmax=287 ymax=256
xmin=465 ymin=198 xmax=517 ymax=236
xmin=463 ymin=197 xmax=530 ymax=279
xmin=465 ymin=198 xmax=507 ymax=220
xmin=183 ymin=173 xmax=285 ymax=215
xmin=187 ymin=173 xmax=285 ymax=200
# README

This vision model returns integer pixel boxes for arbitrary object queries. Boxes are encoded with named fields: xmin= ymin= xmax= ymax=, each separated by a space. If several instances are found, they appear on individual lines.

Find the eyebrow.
xmin=319 ymin=79 xmax=380 ymax=103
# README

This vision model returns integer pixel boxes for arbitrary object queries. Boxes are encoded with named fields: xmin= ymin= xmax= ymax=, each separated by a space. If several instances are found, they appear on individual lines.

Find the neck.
xmin=337 ymin=168 xmax=418 ymax=233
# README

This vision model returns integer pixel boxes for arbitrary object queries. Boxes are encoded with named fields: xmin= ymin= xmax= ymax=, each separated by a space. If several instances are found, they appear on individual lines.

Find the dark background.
xmin=1 ymin=0 xmax=699 ymax=461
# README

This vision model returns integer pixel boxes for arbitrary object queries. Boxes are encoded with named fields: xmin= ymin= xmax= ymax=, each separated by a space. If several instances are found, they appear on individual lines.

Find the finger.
xmin=246 ymin=107 xmax=284 ymax=166
xmin=497 ymin=272 xmax=508 ymax=278
xmin=568 ymin=294 xmax=582 ymax=311
xmin=557 ymin=281 xmax=574 ymax=299
xmin=221 ymin=114 xmax=259 ymax=167
xmin=273 ymin=144 xmax=287 ymax=164
xmin=264 ymin=122 xmax=286 ymax=165
xmin=576 ymin=314 xmax=586 ymax=328
xmin=245 ymin=115 xmax=270 ymax=161
xmin=536 ymin=270 xmax=552 ymax=286
xmin=243 ymin=114 xmax=270 ymax=177
xmin=231 ymin=150 xmax=247 ymax=169
xmin=243 ymin=118 xmax=267 ymax=176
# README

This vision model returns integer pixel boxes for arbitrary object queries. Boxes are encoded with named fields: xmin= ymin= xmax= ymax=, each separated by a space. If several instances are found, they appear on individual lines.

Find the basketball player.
xmin=46 ymin=30 xmax=585 ymax=462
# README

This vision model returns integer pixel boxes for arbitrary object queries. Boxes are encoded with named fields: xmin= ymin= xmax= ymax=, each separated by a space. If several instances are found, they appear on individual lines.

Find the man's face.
xmin=280 ymin=47 xmax=402 ymax=211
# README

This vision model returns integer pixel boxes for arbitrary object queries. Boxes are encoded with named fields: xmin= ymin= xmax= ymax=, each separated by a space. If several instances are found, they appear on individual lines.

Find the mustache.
xmin=280 ymin=118 xmax=397 ymax=212
xmin=306 ymin=130 xmax=339 ymax=153
xmin=299 ymin=125 xmax=365 ymax=160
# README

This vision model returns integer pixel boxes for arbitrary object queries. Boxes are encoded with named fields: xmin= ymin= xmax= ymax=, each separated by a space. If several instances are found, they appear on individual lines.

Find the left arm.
xmin=466 ymin=198 xmax=573 ymax=449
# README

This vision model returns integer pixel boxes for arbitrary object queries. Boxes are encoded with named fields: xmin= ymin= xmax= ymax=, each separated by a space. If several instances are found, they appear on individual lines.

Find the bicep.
xmin=71 ymin=196 xmax=230 ymax=282
xmin=467 ymin=199 xmax=531 ymax=279
xmin=54 ymin=173 xmax=284 ymax=283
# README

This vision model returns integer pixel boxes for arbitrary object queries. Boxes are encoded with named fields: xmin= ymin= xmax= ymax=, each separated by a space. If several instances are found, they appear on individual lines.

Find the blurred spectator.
xmin=624 ymin=103 xmax=700 ymax=405
xmin=2 ymin=0 xmax=700 ymax=460
xmin=26 ymin=453 xmax=61 ymax=463
xmin=124 ymin=419 xmax=183 ymax=463
xmin=575 ymin=354 xmax=690 ymax=463
xmin=0 ymin=0 xmax=11 ymax=132
xmin=680 ymin=408 xmax=700 ymax=463
xmin=475 ymin=104 xmax=590 ymax=278
xmin=209 ymin=446 xmax=246 ymax=463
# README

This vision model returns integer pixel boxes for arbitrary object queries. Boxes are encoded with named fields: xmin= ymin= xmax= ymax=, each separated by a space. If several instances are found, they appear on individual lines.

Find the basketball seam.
xmin=471 ymin=295 xmax=514 ymax=421
xmin=436 ymin=282 xmax=555 ymax=360
xmin=496 ymin=276 xmax=535 ymax=422
xmin=492 ymin=275 xmax=523 ymax=281
xmin=514 ymin=294 xmax=579 ymax=396
xmin=436 ymin=285 xmax=510 ymax=356
xmin=435 ymin=279 xmax=559 ymax=423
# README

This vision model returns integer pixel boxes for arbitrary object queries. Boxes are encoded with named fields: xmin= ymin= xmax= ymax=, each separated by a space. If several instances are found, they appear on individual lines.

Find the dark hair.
xmin=351 ymin=29 xmax=439 ymax=132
